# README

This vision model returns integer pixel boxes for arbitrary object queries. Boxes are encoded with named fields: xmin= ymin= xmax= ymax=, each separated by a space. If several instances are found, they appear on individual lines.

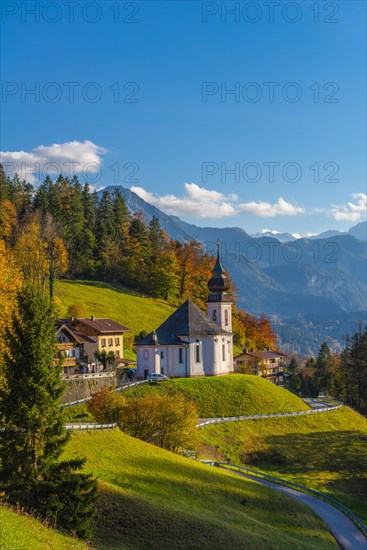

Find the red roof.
xmin=69 ymin=318 xmax=131 ymax=334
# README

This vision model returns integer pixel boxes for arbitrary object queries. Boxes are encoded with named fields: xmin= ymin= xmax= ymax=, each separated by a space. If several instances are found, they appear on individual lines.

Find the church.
xmin=136 ymin=245 xmax=234 ymax=378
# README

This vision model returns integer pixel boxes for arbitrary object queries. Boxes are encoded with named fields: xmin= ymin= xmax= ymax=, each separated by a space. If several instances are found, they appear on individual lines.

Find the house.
xmin=234 ymin=349 xmax=287 ymax=385
xmin=59 ymin=316 xmax=131 ymax=368
xmin=56 ymin=321 xmax=95 ymax=375
xmin=136 ymin=244 xmax=234 ymax=378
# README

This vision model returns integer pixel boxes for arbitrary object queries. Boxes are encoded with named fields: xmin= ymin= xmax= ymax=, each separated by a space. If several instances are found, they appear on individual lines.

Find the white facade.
xmin=137 ymin=334 xmax=233 ymax=379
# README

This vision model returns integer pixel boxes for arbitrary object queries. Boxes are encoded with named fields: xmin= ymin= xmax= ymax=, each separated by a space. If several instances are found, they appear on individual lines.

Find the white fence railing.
xmin=197 ymin=404 xmax=342 ymax=427
xmin=66 ymin=423 xmax=117 ymax=431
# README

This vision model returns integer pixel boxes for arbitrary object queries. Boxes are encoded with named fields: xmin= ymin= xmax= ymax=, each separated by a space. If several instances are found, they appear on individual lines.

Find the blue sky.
xmin=1 ymin=0 xmax=366 ymax=236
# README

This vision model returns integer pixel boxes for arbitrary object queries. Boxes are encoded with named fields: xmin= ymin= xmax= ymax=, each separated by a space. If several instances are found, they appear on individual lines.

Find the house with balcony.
xmin=56 ymin=321 xmax=95 ymax=375
xmin=62 ymin=316 xmax=131 ymax=368
xmin=234 ymin=349 xmax=287 ymax=385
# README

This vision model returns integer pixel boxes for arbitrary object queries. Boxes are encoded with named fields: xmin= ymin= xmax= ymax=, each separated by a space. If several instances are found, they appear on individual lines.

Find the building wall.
xmin=136 ymin=333 xmax=233 ymax=379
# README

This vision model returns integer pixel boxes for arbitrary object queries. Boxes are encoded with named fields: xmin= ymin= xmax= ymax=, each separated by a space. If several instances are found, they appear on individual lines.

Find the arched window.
xmin=212 ymin=309 xmax=217 ymax=321
xmin=224 ymin=309 xmax=229 ymax=326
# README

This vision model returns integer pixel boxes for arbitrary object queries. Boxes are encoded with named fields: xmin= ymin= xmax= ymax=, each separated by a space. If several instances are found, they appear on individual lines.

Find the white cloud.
xmin=131 ymin=184 xmax=305 ymax=220
xmin=238 ymin=197 xmax=305 ymax=218
xmin=330 ymin=193 xmax=367 ymax=222
xmin=131 ymin=183 xmax=238 ymax=218
xmin=0 ymin=140 xmax=107 ymax=184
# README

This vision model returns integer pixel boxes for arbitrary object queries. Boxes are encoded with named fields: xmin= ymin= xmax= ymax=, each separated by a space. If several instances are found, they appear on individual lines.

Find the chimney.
xmin=91 ymin=315 xmax=95 ymax=321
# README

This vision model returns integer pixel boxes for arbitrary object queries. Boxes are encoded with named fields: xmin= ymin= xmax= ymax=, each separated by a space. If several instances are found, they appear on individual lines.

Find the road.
xmin=223 ymin=469 xmax=367 ymax=550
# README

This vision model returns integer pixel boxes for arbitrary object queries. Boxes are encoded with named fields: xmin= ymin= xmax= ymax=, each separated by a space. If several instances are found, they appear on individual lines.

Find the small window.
xmin=222 ymin=344 xmax=225 ymax=361
xmin=179 ymin=348 xmax=183 ymax=364
xmin=101 ymin=338 xmax=106 ymax=347
xmin=115 ymin=337 xmax=120 ymax=346
xmin=160 ymin=351 xmax=164 ymax=359
xmin=212 ymin=309 xmax=217 ymax=321
xmin=115 ymin=350 xmax=120 ymax=358
xmin=224 ymin=309 xmax=229 ymax=326
xmin=195 ymin=344 xmax=200 ymax=363
xmin=108 ymin=338 xmax=113 ymax=347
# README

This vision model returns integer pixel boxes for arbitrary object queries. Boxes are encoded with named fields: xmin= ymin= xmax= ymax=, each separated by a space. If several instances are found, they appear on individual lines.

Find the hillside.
xmin=200 ymin=407 xmax=367 ymax=523
xmin=65 ymin=429 xmax=337 ymax=549
xmin=123 ymin=374 xmax=310 ymax=417
xmin=56 ymin=279 xmax=175 ymax=343
xmin=0 ymin=505 xmax=89 ymax=550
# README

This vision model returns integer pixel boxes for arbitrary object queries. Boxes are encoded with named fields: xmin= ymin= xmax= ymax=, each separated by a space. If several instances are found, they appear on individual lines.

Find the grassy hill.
xmin=0 ymin=505 xmax=89 ymax=550
xmin=56 ymin=280 xmax=175 ymax=342
xmin=55 ymin=279 xmax=243 ymax=358
xmin=199 ymin=407 xmax=367 ymax=523
xmin=123 ymin=374 xmax=310 ymax=417
xmin=64 ymin=429 xmax=337 ymax=549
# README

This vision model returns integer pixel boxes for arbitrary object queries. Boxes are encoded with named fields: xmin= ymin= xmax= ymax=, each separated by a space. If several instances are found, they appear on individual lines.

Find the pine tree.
xmin=0 ymin=285 xmax=96 ymax=538
xmin=315 ymin=342 xmax=332 ymax=392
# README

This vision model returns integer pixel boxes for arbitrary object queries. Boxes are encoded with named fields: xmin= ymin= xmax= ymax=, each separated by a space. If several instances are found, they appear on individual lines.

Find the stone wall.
xmin=62 ymin=369 xmax=125 ymax=403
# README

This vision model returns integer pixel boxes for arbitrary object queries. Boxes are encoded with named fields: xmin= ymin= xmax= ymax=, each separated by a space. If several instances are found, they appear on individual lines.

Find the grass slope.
xmin=65 ymin=429 xmax=337 ymax=550
xmin=56 ymin=280 xmax=175 ymax=340
xmin=124 ymin=374 xmax=310 ymax=417
xmin=0 ymin=505 xmax=89 ymax=550
xmin=200 ymin=407 xmax=367 ymax=523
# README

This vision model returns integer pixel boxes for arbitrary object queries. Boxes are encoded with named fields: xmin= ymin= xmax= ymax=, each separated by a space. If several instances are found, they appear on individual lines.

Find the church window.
xmin=222 ymin=344 xmax=226 ymax=361
xmin=160 ymin=351 xmax=164 ymax=359
xmin=179 ymin=348 xmax=183 ymax=363
xmin=195 ymin=344 xmax=201 ymax=363
xmin=212 ymin=309 xmax=217 ymax=321
xmin=225 ymin=309 xmax=229 ymax=326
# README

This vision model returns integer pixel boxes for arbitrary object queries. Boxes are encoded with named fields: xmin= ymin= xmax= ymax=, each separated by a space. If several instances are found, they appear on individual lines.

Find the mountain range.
xmin=100 ymin=186 xmax=367 ymax=355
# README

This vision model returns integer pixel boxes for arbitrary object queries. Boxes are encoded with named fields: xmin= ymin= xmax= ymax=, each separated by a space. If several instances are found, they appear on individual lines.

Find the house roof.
xmin=136 ymin=299 xmax=230 ymax=346
xmin=235 ymin=350 xmax=287 ymax=361
xmin=56 ymin=321 xmax=96 ymax=344
xmin=63 ymin=318 xmax=131 ymax=334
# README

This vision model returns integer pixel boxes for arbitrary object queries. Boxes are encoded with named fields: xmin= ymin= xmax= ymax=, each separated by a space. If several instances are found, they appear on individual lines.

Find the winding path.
xmin=220 ymin=468 xmax=367 ymax=550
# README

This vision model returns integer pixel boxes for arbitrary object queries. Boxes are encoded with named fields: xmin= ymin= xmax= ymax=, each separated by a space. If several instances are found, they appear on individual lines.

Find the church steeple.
xmin=207 ymin=242 xmax=230 ymax=302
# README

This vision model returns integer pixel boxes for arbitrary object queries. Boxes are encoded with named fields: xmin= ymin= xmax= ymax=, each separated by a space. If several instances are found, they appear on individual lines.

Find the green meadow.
xmin=123 ymin=374 xmax=310 ymax=417
xmin=200 ymin=407 xmax=367 ymax=524
xmin=63 ymin=429 xmax=337 ymax=550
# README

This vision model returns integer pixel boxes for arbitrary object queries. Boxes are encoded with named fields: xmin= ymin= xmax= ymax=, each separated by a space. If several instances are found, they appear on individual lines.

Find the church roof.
xmin=136 ymin=299 xmax=230 ymax=346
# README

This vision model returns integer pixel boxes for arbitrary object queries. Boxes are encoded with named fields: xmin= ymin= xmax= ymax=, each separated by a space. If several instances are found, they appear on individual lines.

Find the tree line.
xmin=287 ymin=331 xmax=367 ymax=414
xmin=0 ymin=165 xmax=278 ymax=351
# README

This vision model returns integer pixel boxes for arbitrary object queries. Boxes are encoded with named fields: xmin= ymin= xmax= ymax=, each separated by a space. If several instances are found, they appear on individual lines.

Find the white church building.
xmin=136 ymin=245 xmax=234 ymax=378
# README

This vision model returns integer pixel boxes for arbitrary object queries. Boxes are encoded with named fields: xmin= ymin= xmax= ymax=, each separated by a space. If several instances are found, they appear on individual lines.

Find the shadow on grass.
xmin=58 ymin=279 xmax=148 ymax=297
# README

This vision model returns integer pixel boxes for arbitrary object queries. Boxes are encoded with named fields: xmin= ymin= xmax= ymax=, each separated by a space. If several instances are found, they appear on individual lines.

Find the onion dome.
xmin=207 ymin=242 xmax=231 ymax=301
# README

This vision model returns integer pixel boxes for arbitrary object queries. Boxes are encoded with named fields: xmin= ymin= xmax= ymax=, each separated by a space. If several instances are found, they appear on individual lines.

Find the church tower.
xmin=206 ymin=242 xmax=232 ymax=333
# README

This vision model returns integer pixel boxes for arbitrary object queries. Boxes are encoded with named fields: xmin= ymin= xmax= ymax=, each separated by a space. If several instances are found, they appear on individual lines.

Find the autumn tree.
xmin=119 ymin=393 xmax=198 ymax=453
xmin=67 ymin=302 xmax=86 ymax=318
xmin=88 ymin=387 xmax=126 ymax=423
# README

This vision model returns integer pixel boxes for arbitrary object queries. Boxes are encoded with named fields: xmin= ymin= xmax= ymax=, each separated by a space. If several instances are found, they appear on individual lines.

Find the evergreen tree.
xmin=315 ymin=342 xmax=332 ymax=392
xmin=0 ymin=163 xmax=12 ymax=203
xmin=0 ymin=285 xmax=96 ymax=538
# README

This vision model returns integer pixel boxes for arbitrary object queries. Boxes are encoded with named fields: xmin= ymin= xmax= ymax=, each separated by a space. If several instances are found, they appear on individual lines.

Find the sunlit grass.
xmin=64 ymin=429 xmax=337 ymax=549
xmin=200 ymin=407 xmax=367 ymax=523
xmin=123 ymin=374 xmax=310 ymax=417
xmin=0 ymin=505 xmax=90 ymax=550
